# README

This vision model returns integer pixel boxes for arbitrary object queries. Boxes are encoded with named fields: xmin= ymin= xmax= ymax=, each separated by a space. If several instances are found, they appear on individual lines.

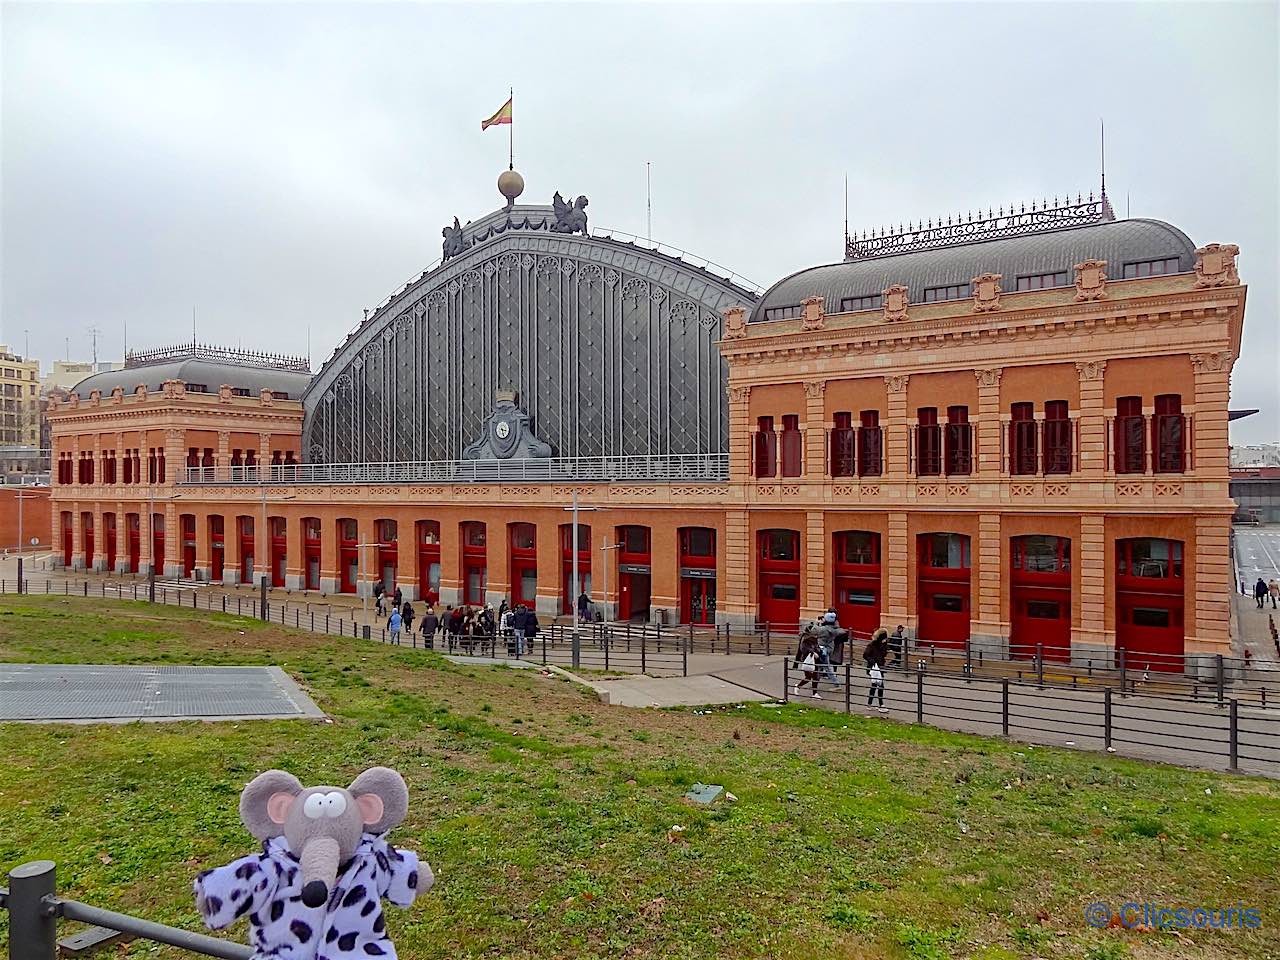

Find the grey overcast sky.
xmin=3 ymin=1 xmax=1277 ymax=441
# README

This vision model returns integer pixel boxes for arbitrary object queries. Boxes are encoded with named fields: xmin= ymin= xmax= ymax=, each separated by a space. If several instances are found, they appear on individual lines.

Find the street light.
xmin=14 ymin=488 xmax=42 ymax=593
xmin=354 ymin=541 xmax=380 ymax=627
xmin=561 ymin=491 xmax=603 ymax=667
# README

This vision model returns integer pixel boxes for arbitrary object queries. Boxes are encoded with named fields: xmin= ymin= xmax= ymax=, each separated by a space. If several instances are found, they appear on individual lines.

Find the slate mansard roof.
xmin=71 ymin=346 xmax=313 ymax=400
xmin=751 ymin=217 xmax=1198 ymax=322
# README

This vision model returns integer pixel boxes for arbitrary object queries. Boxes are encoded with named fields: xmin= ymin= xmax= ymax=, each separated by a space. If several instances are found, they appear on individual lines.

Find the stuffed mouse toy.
xmin=194 ymin=767 xmax=431 ymax=959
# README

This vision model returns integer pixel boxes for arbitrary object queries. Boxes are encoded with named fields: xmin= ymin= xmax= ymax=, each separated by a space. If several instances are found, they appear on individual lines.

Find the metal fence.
xmin=179 ymin=453 xmax=729 ymax=486
xmin=3 ymin=860 xmax=250 ymax=959
xmin=781 ymin=659 xmax=1279 ymax=777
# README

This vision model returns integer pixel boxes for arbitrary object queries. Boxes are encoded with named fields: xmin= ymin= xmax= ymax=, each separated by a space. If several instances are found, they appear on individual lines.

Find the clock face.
xmin=495 ymin=420 xmax=511 ymax=440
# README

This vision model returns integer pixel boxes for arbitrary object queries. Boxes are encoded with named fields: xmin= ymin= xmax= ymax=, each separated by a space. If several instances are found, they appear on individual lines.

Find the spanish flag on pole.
xmin=481 ymin=96 xmax=512 ymax=131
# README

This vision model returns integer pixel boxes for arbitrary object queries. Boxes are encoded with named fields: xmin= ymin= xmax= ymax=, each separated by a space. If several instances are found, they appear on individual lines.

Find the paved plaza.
xmin=0 ymin=663 xmax=324 ymax=723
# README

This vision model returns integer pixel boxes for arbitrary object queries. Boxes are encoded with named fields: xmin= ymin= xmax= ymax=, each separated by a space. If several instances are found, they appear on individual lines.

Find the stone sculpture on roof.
xmin=441 ymin=217 xmax=465 ymax=261
xmin=551 ymin=192 xmax=589 ymax=235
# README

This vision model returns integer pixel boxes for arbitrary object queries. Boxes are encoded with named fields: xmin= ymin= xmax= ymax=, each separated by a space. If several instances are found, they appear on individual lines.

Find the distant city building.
xmin=0 ymin=346 xmax=40 ymax=447
xmin=48 ymin=176 xmax=1248 ymax=673
xmin=1230 ymin=442 xmax=1280 ymax=468
xmin=42 ymin=360 xmax=123 ymax=395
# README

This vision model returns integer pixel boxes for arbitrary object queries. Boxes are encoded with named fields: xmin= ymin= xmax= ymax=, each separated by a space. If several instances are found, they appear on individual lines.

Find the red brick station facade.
xmin=48 ymin=186 xmax=1247 ymax=671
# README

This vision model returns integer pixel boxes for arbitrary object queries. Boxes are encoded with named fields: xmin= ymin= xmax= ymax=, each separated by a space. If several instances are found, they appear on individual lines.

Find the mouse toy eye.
xmin=303 ymin=793 xmax=326 ymax=819
xmin=323 ymin=792 xmax=348 ymax=818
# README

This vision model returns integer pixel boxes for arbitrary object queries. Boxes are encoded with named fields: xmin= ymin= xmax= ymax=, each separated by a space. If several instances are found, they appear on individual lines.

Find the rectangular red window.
xmin=944 ymin=405 xmax=971 ymax=476
xmin=780 ymin=414 xmax=802 ymax=477
xmin=1114 ymin=396 xmax=1146 ymax=474
xmin=1042 ymin=400 xmax=1072 ymax=475
xmin=753 ymin=416 xmax=777 ymax=478
xmin=916 ymin=408 xmax=941 ymax=476
xmin=858 ymin=411 xmax=883 ymax=476
xmin=1153 ymin=394 xmax=1184 ymax=473
xmin=830 ymin=412 xmax=855 ymax=478
xmin=1009 ymin=402 xmax=1037 ymax=475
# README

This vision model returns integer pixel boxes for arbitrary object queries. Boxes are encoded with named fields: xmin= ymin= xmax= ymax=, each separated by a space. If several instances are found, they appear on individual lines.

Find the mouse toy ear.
xmin=348 ymin=767 xmax=409 ymax=834
xmin=240 ymin=770 xmax=303 ymax=840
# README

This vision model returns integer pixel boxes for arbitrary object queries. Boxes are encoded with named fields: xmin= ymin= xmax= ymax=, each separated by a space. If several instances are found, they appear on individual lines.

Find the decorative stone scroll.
xmin=1191 ymin=351 xmax=1234 ymax=375
xmin=161 ymin=379 xmax=185 ymax=399
xmin=800 ymin=296 xmax=826 ymax=331
xmin=970 ymin=273 xmax=1002 ymax=313
xmin=974 ymin=367 xmax=1003 ymax=389
xmin=1075 ymin=360 xmax=1107 ymax=382
xmin=1193 ymin=243 xmax=1240 ymax=288
xmin=1073 ymin=259 xmax=1108 ymax=301
xmin=110 ymin=386 xmax=125 ymax=404
xmin=884 ymin=374 xmax=910 ymax=394
xmin=727 ymin=384 xmax=751 ymax=405
xmin=219 ymin=384 xmax=234 ymax=402
xmin=803 ymin=380 xmax=826 ymax=400
xmin=722 ymin=305 xmax=748 ymax=340
xmin=882 ymin=284 xmax=910 ymax=322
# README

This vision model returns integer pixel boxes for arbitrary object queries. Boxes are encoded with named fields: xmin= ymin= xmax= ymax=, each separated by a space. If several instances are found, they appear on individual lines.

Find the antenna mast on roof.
xmin=843 ymin=174 xmax=849 ymax=251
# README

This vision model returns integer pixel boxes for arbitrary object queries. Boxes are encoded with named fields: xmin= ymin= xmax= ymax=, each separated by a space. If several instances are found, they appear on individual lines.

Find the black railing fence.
xmin=3 ymin=859 xmax=251 ymax=959
xmin=780 ymin=659 xmax=1278 ymax=777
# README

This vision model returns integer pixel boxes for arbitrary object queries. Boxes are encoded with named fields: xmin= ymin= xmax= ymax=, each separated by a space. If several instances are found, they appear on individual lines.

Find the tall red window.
xmin=944 ymin=405 xmax=971 ymax=476
xmin=753 ymin=416 xmax=777 ymax=478
xmin=830 ymin=412 xmax=855 ymax=478
xmin=1114 ymin=396 xmax=1146 ymax=474
xmin=1042 ymin=400 xmax=1072 ymax=475
xmin=1153 ymin=394 xmax=1184 ymax=473
xmin=780 ymin=414 xmax=802 ymax=477
xmin=916 ymin=408 xmax=941 ymax=476
xmin=858 ymin=410 xmax=883 ymax=476
xmin=1009 ymin=402 xmax=1037 ymax=475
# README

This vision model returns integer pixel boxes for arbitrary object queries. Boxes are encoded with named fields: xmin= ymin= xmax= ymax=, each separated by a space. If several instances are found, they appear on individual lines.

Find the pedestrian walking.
xmin=862 ymin=628 xmax=890 ymax=672
xmin=577 ymin=591 xmax=590 ymax=622
xmin=401 ymin=601 xmax=415 ymax=636
xmin=393 ymin=586 xmax=403 ymax=611
xmin=867 ymin=662 xmax=886 ymax=712
xmin=373 ymin=581 xmax=385 ymax=617
xmin=387 ymin=607 xmax=403 ymax=645
xmin=511 ymin=604 xmax=528 ymax=655
xmin=1269 ymin=578 xmax=1279 ymax=610
xmin=792 ymin=634 xmax=821 ymax=699
xmin=1255 ymin=578 xmax=1269 ymax=610
xmin=420 ymin=607 xmax=438 ymax=648
xmin=889 ymin=625 xmax=906 ymax=667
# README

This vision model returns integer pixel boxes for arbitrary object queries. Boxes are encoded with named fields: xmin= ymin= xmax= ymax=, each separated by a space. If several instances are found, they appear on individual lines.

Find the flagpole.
xmin=508 ymin=87 xmax=514 ymax=170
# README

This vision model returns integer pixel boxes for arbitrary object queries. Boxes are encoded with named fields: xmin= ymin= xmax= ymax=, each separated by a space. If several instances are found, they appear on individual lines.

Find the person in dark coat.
xmin=577 ymin=591 xmax=590 ymax=621
xmin=420 ymin=607 xmax=438 ymax=647
xmin=400 ymin=601 xmax=415 ymax=636
xmin=1256 ymin=577 xmax=1270 ymax=610
xmin=373 ymin=580 xmax=385 ymax=617
xmin=511 ymin=604 xmax=529 ymax=655
xmin=393 ymin=586 xmax=404 ymax=611
xmin=862 ymin=629 xmax=890 ymax=671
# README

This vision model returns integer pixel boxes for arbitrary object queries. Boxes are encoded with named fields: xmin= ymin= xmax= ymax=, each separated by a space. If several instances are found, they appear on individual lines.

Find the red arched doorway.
xmin=126 ymin=514 xmax=140 ymax=574
xmin=1010 ymin=535 xmax=1071 ymax=662
xmin=917 ymin=533 xmax=971 ymax=648
xmin=1116 ymin=538 xmax=1185 ymax=671
xmin=833 ymin=530 xmax=881 ymax=641
xmin=181 ymin=514 xmax=197 ymax=578
xmin=103 ymin=513 xmax=117 ymax=573
xmin=460 ymin=522 xmax=487 ymax=606
xmin=81 ymin=513 xmax=94 ymax=570
xmin=376 ymin=520 xmax=397 ymax=595
xmin=508 ymin=522 xmax=537 ymax=608
xmin=337 ymin=518 xmax=358 ymax=593
xmin=237 ymin=516 xmax=254 ymax=583
xmin=302 ymin=518 xmax=321 ymax=590
xmin=151 ymin=513 xmax=165 ymax=576
xmin=679 ymin=527 xmax=716 ymax=625
xmin=617 ymin=525 xmax=651 ymax=622
xmin=417 ymin=521 xmax=440 ymax=606
xmin=61 ymin=512 xmax=73 ymax=567
xmin=758 ymin=528 xmax=801 ymax=630
xmin=560 ymin=523 xmax=591 ymax=614
xmin=270 ymin=517 xmax=287 ymax=587
xmin=210 ymin=516 xmax=225 ymax=583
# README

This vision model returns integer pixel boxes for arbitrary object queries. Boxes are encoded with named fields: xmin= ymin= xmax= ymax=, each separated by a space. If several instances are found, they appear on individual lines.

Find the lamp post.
xmin=562 ymin=491 xmax=603 ymax=667
xmin=14 ymin=488 xmax=42 ymax=593
xmin=355 ymin=541 xmax=379 ymax=628
xmin=601 ymin=538 xmax=623 ymax=625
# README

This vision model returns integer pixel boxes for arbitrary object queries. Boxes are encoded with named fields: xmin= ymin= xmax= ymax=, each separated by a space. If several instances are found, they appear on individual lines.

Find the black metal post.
xmin=782 ymin=657 xmax=789 ymax=703
xmin=259 ymin=578 xmax=268 ymax=622
xmin=1104 ymin=687 xmax=1112 ymax=749
xmin=641 ymin=633 xmax=647 ymax=674
xmin=916 ymin=663 xmax=924 ymax=723
xmin=964 ymin=639 xmax=971 ymax=679
xmin=16 ymin=558 xmax=23 ymax=594
xmin=147 ymin=567 xmax=155 ymax=603
xmin=1229 ymin=699 xmax=1238 ymax=771
xmin=764 ymin=623 xmax=771 ymax=657
xmin=1118 ymin=648 xmax=1127 ymax=696
xmin=7 ymin=859 xmax=58 ymax=960
xmin=1035 ymin=643 xmax=1044 ymax=689
xmin=1001 ymin=678 xmax=1009 ymax=736
xmin=1216 ymin=655 xmax=1225 ymax=706
xmin=682 ymin=641 xmax=687 ymax=677
xmin=844 ymin=660 xmax=851 ymax=714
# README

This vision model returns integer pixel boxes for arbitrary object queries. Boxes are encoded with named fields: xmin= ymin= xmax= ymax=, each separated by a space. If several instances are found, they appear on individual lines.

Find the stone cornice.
xmin=720 ymin=282 xmax=1244 ymax=364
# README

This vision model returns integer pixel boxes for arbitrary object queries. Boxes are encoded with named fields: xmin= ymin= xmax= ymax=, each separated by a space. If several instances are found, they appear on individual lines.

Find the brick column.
xmin=535 ymin=513 xmax=562 ymax=618
xmin=727 ymin=385 xmax=752 ymax=481
xmin=973 ymin=513 xmax=1005 ymax=655
xmin=91 ymin=501 xmax=106 ymax=572
xmin=1075 ymin=361 xmax=1107 ymax=476
xmin=1192 ymin=515 xmax=1231 ymax=651
xmin=163 ymin=428 xmax=184 ymax=485
xmin=195 ymin=509 xmax=212 ymax=582
xmin=284 ymin=513 xmax=304 ymax=590
xmin=1190 ymin=351 xmax=1233 ymax=480
xmin=163 ymin=500 xmax=180 ymax=577
xmin=973 ymin=368 xmax=1002 ymax=475
xmin=398 ymin=517 xmax=420 ymax=604
xmin=884 ymin=376 xmax=909 ymax=478
xmin=223 ymin=512 xmax=242 ymax=585
xmin=217 ymin=431 xmax=231 ymax=477
xmin=1075 ymin=515 xmax=1108 ymax=661
xmin=884 ymin=512 xmax=910 ymax=628
xmin=483 ymin=517 xmax=509 ymax=610
xmin=319 ymin=516 xmax=339 ymax=594
xmin=115 ymin=499 xmax=127 ymax=574
xmin=71 ymin=502 xmax=85 ymax=570
xmin=721 ymin=509 xmax=751 ymax=629
xmin=803 ymin=380 xmax=826 ymax=479
xmin=802 ymin=510 xmax=826 ymax=621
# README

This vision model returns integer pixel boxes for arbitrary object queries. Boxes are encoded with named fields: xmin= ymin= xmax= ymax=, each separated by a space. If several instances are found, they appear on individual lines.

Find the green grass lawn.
xmin=1 ymin=595 xmax=1277 ymax=960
